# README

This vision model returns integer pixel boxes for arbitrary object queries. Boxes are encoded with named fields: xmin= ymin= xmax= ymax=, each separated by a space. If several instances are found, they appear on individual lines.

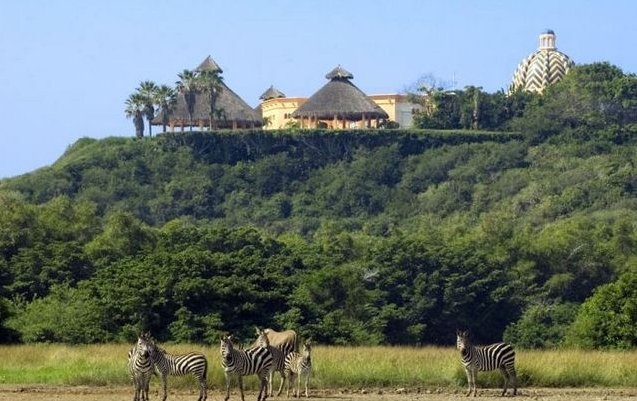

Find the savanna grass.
xmin=1 ymin=344 xmax=636 ymax=390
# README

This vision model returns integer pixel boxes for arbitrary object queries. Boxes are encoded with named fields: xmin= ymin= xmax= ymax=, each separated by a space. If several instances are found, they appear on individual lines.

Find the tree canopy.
xmin=2 ymin=63 xmax=637 ymax=347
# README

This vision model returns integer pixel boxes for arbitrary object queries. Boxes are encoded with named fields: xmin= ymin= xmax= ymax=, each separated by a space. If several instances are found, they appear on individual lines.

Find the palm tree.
xmin=125 ymin=93 xmax=145 ymax=138
xmin=196 ymin=69 xmax=224 ymax=130
xmin=138 ymin=81 xmax=158 ymax=137
xmin=176 ymin=69 xmax=198 ymax=132
xmin=155 ymin=85 xmax=177 ymax=133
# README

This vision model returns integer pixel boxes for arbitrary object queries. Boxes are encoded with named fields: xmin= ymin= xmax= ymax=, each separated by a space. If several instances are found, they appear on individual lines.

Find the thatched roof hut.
xmin=292 ymin=65 xmax=388 ymax=128
xmin=153 ymin=56 xmax=263 ymax=130
xmin=259 ymin=85 xmax=286 ymax=101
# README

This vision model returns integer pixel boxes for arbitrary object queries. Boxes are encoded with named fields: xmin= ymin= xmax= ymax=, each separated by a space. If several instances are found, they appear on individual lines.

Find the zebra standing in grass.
xmin=128 ymin=333 xmax=154 ymax=401
xmin=282 ymin=340 xmax=312 ymax=398
xmin=254 ymin=328 xmax=286 ymax=398
xmin=139 ymin=334 xmax=208 ymax=401
xmin=257 ymin=328 xmax=298 ymax=396
xmin=456 ymin=330 xmax=517 ymax=397
xmin=220 ymin=333 xmax=273 ymax=401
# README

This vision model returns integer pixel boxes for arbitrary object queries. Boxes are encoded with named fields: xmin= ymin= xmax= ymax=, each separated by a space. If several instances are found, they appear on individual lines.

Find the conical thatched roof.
xmin=325 ymin=65 xmax=354 ymax=80
xmin=259 ymin=85 xmax=286 ymax=100
xmin=153 ymin=56 xmax=262 ymax=128
xmin=196 ymin=55 xmax=223 ymax=73
xmin=292 ymin=65 xmax=388 ymax=120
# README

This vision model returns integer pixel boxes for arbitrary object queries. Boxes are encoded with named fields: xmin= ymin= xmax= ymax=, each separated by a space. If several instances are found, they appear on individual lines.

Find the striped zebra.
xmin=139 ymin=334 xmax=208 ymax=401
xmin=456 ymin=330 xmax=517 ymax=397
xmin=254 ymin=328 xmax=286 ymax=397
xmin=220 ymin=334 xmax=273 ymax=401
xmin=128 ymin=333 xmax=154 ymax=401
xmin=252 ymin=328 xmax=298 ymax=396
xmin=282 ymin=340 xmax=312 ymax=398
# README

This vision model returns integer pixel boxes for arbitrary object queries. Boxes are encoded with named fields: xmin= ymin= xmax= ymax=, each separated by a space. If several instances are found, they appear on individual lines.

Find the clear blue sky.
xmin=1 ymin=0 xmax=636 ymax=179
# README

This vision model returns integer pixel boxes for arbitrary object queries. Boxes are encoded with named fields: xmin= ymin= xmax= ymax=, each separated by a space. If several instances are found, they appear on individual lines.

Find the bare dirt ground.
xmin=0 ymin=386 xmax=635 ymax=401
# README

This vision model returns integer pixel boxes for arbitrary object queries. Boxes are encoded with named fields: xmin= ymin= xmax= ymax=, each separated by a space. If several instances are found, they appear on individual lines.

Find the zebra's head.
xmin=220 ymin=334 xmax=234 ymax=363
xmin=255 ymin=327 xmax=270 ymax=348
xmin=456 ymin=330 xmax=471 ymax=352
xmin=136 ymin=332 xmax=152 ymax=359
xmin=302 ymin=339 xmax=312 ymax=361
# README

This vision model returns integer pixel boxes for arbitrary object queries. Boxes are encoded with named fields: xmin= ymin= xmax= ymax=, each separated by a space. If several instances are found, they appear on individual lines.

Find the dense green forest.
xmin=2 ymin=62 xmax=637 ymax=348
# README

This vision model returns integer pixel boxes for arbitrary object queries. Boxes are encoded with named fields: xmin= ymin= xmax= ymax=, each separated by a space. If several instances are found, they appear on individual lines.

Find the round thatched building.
xmin=292 ymin=65 xmax=389 ymax=129
xmin=154 ymin=56 xmax=263 ymax=130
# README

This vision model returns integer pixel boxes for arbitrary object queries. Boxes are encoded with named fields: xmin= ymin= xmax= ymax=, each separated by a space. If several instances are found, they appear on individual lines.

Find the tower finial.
xmin=539 ymin=29 xmax=557 ymax=50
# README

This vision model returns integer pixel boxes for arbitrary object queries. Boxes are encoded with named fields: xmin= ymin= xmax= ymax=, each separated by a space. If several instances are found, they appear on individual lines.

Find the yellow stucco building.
xmin=260 ymin=96 xmax=307 ymax=129
xmin=259 ymin=67 xmax=421 ymax=130
xmin=260 ymin=93 xmax=420 ymax=129
xmin=368 ymin=94 xmax=420 ymax=129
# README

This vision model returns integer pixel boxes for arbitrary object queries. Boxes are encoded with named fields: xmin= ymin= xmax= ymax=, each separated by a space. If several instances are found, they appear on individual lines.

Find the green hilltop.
xmin=1 ymin=62 xmax=637 ymax=349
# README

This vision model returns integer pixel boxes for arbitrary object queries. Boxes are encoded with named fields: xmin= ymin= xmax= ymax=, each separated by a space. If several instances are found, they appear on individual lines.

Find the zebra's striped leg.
xmin=469 ymin=368 xmax=478 ymax=397
xmin=276 ymin=371 xmax=286 ymax=397
xmin=510 ymin=368 xmax=517 ymax=396
xmin=258 ymin=373 xmax=269 ymax=401
xmin=224 ymin=372 xmax=231 ymax=401
xmin=286 ymin=373 xmax=294 ymax=398
xmin=141 ymin=375 xmax=150 ymax=401
xmin=303 ymin=371 xmax=309 ymax=398
xmin=267 ymin=367 xmax=274 ymax=397
xmin=161 ymin=373 xmax=168 ymax=401
xmin=131 ymin=374 xmax=139 ymax=401
xmin=463 ymin=368 xmax=472 ymax=397
xmin=238 ymin=375 xmax=245 ymax=401
xmin=500 ymin=367 xmax=509 ymax=396
xmin=198 ymin=375 xmax=207 ymax=401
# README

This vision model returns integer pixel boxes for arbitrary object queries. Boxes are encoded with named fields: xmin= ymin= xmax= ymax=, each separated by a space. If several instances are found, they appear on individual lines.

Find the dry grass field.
xmin=2 ymin=344 xmax=637 ymax=401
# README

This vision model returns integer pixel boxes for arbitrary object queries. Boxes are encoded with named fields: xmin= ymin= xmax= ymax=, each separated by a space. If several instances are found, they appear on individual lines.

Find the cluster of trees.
xmin=124 ymin=67 xmax=225 ymax=138
xmin=410 ymin=62 xmax=637 ymax=134
xmin=2 ymin=63 xmax=637 ymax=348
xmin=410 ymin=84 xmax=535 ymax=131
xmin=125 ymin=81 xmax=177 ymax=138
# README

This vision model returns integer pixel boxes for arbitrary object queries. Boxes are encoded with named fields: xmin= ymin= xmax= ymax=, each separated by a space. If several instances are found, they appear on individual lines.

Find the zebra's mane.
xmin=153 ymin=344 xmax=169 ymax=355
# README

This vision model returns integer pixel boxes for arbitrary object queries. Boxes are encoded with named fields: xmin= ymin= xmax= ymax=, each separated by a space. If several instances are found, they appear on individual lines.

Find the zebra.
xmin=456 ymin=330 xmax=517 ymax=397
xmin=139 ymin=334 xmax=208 ymax=401
xmin=128 ymin=333 xmax=154 ymax=401
xmin=252 ymin=328 xmax=297 ymax=396
xmin=220 ymin=333 xmax=273 ymax=401
xmin=254 ymin=328 xmax=286 ymax=397
xmin=282 ymin=340 xmax=312 ymax=398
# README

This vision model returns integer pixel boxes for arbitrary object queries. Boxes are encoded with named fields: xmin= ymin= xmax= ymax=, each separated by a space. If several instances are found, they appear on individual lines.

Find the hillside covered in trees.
xmin=2 ymin=63 xmax=637 ymax=348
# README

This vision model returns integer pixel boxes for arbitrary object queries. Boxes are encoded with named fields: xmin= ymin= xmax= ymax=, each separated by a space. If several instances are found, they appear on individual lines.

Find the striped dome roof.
xmin=510 ymin=30 xmax=574 ymax=93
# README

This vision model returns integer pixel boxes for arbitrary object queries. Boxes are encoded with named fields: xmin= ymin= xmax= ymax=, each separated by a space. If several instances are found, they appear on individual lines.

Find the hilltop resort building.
xmin=153 ymin=56 xmax=263 ymax=131
xmin=260 ymin=66 xmax=420 ymax=130
xmin=153 ymin=30 xmax=571 ymax=132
